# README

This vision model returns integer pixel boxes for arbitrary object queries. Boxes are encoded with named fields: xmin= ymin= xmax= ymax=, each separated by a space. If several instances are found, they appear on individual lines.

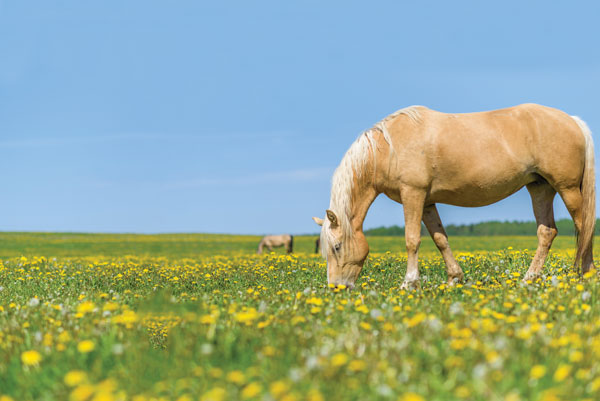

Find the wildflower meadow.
xmin=0 ymin=233 xmax=598 ymax=401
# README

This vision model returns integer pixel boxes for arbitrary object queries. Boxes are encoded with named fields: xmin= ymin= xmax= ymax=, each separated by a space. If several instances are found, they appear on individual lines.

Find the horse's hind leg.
xmin=524 ymin=182 xmax=558 ymax=281
xmin=558 ymin=186 xmax=595 ymax=273
xmin=422 ymin=204 xmax=464 ymax=285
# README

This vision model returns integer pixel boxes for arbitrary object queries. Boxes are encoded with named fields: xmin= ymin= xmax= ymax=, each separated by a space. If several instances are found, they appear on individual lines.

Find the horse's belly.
xmin=429 ymin=174 xmax=535 ymax=207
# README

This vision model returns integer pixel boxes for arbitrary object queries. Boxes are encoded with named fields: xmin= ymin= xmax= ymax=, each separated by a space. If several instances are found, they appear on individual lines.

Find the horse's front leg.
xmin=400 ymin=188 xmax=426 ymax=290
xmin=422 ymin=204 xmax=464 ymax=285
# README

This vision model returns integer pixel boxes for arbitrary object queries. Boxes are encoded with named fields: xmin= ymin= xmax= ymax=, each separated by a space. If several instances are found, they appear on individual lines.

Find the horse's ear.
xmin=326 ymin=209 xmax=339 ymax=228
xmin=312 ymin=217 xmax=324 ymax=226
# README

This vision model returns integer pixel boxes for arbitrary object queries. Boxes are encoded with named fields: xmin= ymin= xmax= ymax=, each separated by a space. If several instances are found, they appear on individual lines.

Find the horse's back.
xmin=382 ymin=104 xmax=588 ymax=206
xmin=262 ymin=234 xmax=292 ymax=246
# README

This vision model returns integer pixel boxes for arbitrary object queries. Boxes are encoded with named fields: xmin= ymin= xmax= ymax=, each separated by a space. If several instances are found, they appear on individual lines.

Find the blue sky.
xmin=1 ymin=1 xmax=599 ymax=234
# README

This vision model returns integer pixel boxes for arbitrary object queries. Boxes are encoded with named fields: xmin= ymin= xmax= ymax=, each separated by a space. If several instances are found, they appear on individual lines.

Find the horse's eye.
xmin=333 ymin=243 xmax=342 ymax=252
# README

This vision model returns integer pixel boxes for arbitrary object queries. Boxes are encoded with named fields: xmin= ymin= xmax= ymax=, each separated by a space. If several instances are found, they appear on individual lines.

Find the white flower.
xmin=112 ymin=344 xmax=124 ymax=355
xmin=201 ymin=343 xmax=213 ymax=355
xmin=376 ymin=385 xmax=393 ymax=397
xmin=449 ymin=302 xmax=463 ymax=315
xmin=473 ymin=363 xmax=487 ymax=379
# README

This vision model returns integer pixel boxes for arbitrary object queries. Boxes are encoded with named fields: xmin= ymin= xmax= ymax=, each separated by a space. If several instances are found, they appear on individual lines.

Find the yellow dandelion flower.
xmin=406 ymin=313 xmax=427 ymax=328
xmin=590 ymin=377 xmax=600 ymax=392
xmin=383 ymin=322 xmax=395 ymax=332
xmin=306 ymin=297 xmax=323 ymax=306
xmin=21 ymin=350 xmax=42 ymax=366
xmin=112 ymin=310 xmax=138 ymax=325
xmin=306 ymin=389 xmax=324 ymax=401
xmin=77 ymin=340 xmax=95 ymax=353
xmin=241 ymin=382 xmax=262 ymax=399
xmin=569 ymin=351 xmax=584 ymax=363
xmin=538 ymin=389 xmax=561 ymax=401
xmin=201 ymin=387 xmax=226 ymax=401
xmin=226 ymin=370 xmax=246 ymax=384
xmin=77 ymin=301 xmax=95 ymax=314
xmin=530 ymin=365 xmax=546 ymax=379
xmin=270 ymin=381 xmax=288 ymax=397
xmin=64 ymin=370 xmax=88 ymax=387
xmin=95 ymin=379 xmax=117 ymax=393
xmin=455 ymin=386 xmax=471 ymax=398
xmin=262 ymin=346 xmax=276 ymax=356
xmin=553 ymin=364 xmax=572 ymax=382
xmin=91 ymin=392 xmax=115 ymax=401
xmin=290 ymin=316 xmax=306 ymax=325
xmin=486 ymin=351 xmax=500 ymax=363
xmin=331 ymin=353 xmax=348 ymax=367
xmin=348 ymin=359 xmax=366 ymax=372
xmin=235 ymin=309 xmax=259 ymax=323
xmin=359 ymin=322 xmax=372 ymax=330
xmin=69 ymin=384 xmax=95 ymax=401
xmin=400 ymin=393 xmax=426 ymax=401
xmin=200 ymin=314 xmax=216 ymax=324
xmin=102 ymin=302 xmax=119 ymax=312
xmin=58 ymin=331 xmax=72 ymax=343
xmin=355 ymin=305 xmax=369 ymax=314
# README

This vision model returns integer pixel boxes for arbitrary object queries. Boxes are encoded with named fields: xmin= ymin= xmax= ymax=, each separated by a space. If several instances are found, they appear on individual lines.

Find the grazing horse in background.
xmin=315 ymin=238 xmax=320 ymax=254
xmin=257 ymin=234 xmax=294 ymax=254
xmin=313 ymin=104 xmax=595 ymax=289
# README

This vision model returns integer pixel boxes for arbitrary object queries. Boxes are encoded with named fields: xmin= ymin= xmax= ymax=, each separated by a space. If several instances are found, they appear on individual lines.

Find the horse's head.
xmin=313 ymin=210 xmax=369 ymax=289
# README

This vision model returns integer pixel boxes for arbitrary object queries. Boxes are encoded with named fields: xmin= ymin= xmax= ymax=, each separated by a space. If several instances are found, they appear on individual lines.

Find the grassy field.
xmin=0 ymin=233 xmax=599 ymax=401
xmin=0 ymin=232 xmax=593 ymax=257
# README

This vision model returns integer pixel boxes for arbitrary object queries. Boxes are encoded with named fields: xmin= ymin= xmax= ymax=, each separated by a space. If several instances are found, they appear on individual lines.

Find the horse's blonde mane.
xmin=321 ymin=106 xmax=422 ymax=258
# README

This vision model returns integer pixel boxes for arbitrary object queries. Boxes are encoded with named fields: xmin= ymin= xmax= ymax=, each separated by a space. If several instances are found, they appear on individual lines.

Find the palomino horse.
xmin=257 ymin=234 xmax=294 ymax=254
xmin=313 ymin=104 xmax=595 ymax=289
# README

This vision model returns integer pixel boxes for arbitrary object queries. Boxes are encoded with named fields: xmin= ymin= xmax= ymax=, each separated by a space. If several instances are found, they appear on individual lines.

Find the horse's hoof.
xmin=400 ymin=280 xmax=420 ymax=290
xmin=447 ymin=273 xmax=464 ymax=286
xmin=523 ymin=272 xmax=540 ymax=283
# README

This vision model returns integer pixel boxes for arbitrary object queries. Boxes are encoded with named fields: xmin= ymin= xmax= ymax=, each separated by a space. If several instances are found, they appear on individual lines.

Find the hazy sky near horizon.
xmin=1 ymin=1 xmax=599 ymax=234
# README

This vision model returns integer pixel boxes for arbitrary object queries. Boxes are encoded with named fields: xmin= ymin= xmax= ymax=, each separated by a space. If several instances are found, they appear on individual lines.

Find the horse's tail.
xmin=257 ymin=239 xmax=264 ymax=255
xmin=572 ymin=116 xmax=596 ymax=268
xmin=288 ymin=235 xmax=294 ymax=253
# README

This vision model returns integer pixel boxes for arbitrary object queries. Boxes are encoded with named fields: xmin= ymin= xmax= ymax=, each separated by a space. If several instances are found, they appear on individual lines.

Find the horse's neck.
xmin=349 ymin=178 xmax=379 ymax=233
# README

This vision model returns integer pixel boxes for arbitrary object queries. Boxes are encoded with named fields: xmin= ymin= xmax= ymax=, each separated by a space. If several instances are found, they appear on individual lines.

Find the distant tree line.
xmin=364 ymin=219 xmax=600 ymax=236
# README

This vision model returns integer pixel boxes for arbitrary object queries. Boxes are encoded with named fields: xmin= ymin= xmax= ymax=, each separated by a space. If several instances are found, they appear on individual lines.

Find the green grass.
xmin=0 ymin=231 xmax=590 ymax=257
xmin=0 ymin=233 xmax=598 ymax=401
